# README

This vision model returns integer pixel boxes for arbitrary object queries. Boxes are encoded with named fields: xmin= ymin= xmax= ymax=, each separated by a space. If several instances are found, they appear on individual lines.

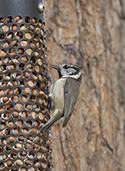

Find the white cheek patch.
xmin=61 ymin=70 xmax=67 ymax=76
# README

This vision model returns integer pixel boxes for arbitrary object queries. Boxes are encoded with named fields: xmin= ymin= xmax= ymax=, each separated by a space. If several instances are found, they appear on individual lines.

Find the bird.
xmin=40 ymin=63 xmax=82 ymax=134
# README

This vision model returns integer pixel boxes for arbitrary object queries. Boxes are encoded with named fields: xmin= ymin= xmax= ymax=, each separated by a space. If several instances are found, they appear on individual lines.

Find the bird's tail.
xmin=40 ymin=115 xmax=60 ymax=134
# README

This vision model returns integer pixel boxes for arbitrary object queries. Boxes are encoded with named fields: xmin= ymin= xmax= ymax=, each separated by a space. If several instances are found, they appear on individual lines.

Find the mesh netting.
xmin=0 ymin=15 xmax=52 ymax=171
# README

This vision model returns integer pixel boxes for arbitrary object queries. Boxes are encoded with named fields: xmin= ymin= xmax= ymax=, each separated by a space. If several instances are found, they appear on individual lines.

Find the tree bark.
xmin=45 ymin=0 xmax=125 ymax=170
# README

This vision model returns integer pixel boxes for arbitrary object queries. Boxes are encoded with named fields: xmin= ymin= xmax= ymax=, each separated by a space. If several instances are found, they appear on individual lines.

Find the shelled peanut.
xmin=16 ymin=159 xmax=23 ymax=166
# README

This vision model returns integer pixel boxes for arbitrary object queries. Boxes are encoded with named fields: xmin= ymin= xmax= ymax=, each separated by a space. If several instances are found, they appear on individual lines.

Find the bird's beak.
xmin=52 ymin=66 xmax=60 ymax=71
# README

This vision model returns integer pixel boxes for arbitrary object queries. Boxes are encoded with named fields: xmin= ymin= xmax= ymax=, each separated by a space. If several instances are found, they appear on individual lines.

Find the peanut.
xmin=3 ymin=96 xmax=9 ymax=103
xmin=22 ymin=56 xmax=28 ymax=63
xmin=21 ymin=40 xmax=27 ymax=47
xmin=20 ymin=25 xmax=27 ymax=31
xmin=2 ymin=25 xmax=9 ymax=32
xmin=24 ymin=87 xmax=31 ymax=94
xmin=25 ymin=32 xmax=31 ymax=39
xmin=16 ymin=159 xmax=23 ymax=166
xmin=7 ymin=160 xmax=13 ymax=167
xmin=26 ymin=48 xmax=32 ymax=55
xmin=3 ymin=41 xmax=9 ymax=48
xmin=21 ymin=95 xmax=27 ymax=102
xmin=12 ymin=25 xmax=18 ymax=31
xmin=8 ymin=121 xmax=14 ymax=127
xmin=9 ymin=136 xmax=15 ymax=143
xmin=16 ymin=104 xmax=23 ymax=111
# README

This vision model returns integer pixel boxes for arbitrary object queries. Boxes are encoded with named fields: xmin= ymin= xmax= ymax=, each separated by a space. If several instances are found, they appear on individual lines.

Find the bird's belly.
xmin=53 ymin=78 xmax=66 ymax=110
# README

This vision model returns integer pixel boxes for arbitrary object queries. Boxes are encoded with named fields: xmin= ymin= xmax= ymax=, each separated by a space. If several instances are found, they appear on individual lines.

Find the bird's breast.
xmin=53 ymin=78 xmax=66 ymax=110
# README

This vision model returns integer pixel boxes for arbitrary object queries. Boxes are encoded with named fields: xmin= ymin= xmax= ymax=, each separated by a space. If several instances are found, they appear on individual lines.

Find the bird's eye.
xmin=64 ymin=65 xmax=68 ymax=69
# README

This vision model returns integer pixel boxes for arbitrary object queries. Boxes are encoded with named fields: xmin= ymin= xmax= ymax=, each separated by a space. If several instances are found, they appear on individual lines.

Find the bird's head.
xmin=52 ymin=63 xmax=82 ymax=82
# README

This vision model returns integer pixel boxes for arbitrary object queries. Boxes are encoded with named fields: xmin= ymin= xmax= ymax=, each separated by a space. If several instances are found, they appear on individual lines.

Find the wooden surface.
xmin=45 ymin=0 xmax=125 ymax=170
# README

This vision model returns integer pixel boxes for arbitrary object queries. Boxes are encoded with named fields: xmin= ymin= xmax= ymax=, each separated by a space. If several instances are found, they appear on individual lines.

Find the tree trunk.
xmin=45 ymin=0 xmax=125 ymax=170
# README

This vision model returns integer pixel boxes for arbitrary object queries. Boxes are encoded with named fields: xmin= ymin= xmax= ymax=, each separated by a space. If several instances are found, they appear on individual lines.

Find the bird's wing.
xmin=63 ymin=77 xmax=80 ymax=127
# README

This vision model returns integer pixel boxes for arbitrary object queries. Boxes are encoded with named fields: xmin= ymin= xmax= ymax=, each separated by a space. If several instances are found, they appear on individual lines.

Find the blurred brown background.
xmin=45 ymin=0 xmax=125 ymax=171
